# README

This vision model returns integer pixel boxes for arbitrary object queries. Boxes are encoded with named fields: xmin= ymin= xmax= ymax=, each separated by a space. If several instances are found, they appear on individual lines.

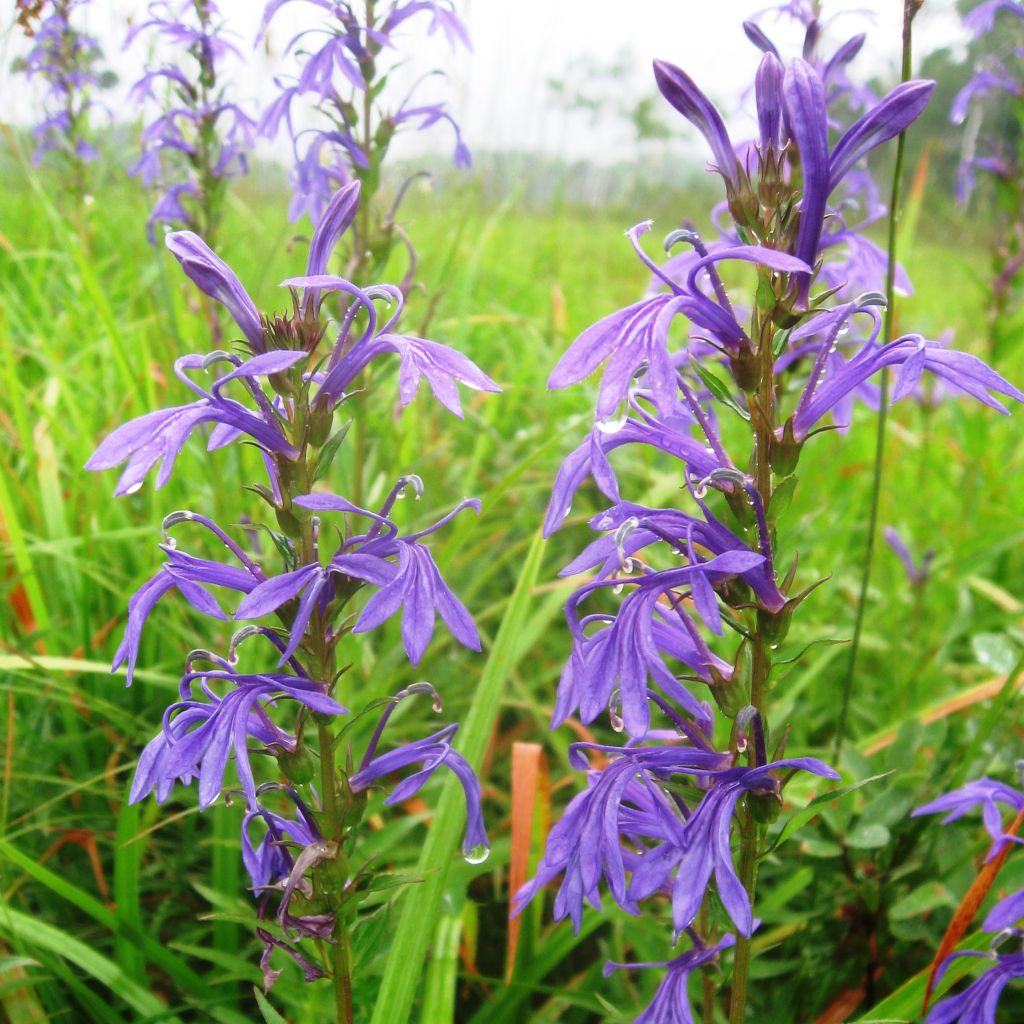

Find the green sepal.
xmin=313 ymin=420 xmax=353 ymax=484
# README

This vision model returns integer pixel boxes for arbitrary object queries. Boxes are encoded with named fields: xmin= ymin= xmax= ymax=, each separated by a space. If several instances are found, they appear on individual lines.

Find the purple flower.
xmin=313 ymin=313 xmax=501 ymax=417
xmin=516 ymin=741 xmax=836 ymax=936
xmin=925 ymin=949 xmax=1024 ymax=1023
xmin=350 ymin=686 xmax=488 ymax=860
xmin=985 ymin=888 xmax=1024 ymax=932
xmin=964 ymin=0 xmax=1024 ymax=38
xmin=884 ymin=526 xmax=935 ymax=587
xmin=952 ymin=68 xmax=1022 ymax=127
xmin=604 ymin=934 xmax=737 ymax=1024
xmin=912 ymin=775 xmax=1024 ymax=860
xmin=563 ymin=500 xmax=786 ymax=612
xmin=127 ymin=1 xmax=255 ymax=238
xmin=235 ymin=490 xmax=481 ymax=666
xmin=85 ymin=350 xmax=303 ymax=495
xmin=652 ymin=60 xmax=741 ymax=191
xmin=631 ymin=756 xmax=839 ymax=937
xmin=259 ymin=0 xmax=471 ymax=224
xmin=544 ymin=413 xmax=729 ymax=537
xmin=14 ymin=0 xmax=112 ymax=171
xmin=88 ymin=185 xmax=498 ymax=495
xmin=514 ymin=744 xmax=732 ymax=931
xmin=130 ymin=663 xmax=345 ymax=809
xmin=787 ymin=334 xmax=1024 ymax=440
xmin=166 ymin=231 xmax=266 ymax=350
xmin=548 ymin=224 xmax=809 ymax=415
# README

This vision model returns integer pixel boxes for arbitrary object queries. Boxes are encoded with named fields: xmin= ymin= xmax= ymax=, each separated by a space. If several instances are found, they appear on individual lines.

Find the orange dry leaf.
xmin=505 ymin=741 xmax=548 ymax=982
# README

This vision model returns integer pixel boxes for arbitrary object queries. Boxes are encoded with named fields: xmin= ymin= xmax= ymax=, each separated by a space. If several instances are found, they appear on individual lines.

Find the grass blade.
xmin=371 ymin=528 xmax=546 ymax=1024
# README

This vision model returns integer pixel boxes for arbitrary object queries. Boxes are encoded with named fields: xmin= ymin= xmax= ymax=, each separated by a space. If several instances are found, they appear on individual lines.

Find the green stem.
xmin=727 ymin=811 xmax=760 ymax=1024
xmin=700 ymin=896 xmax=717 ymax=1024
xmin=834 ymin=0 xmax=919 ymax=762
xmin=292 ymin=404 xmax=353 ymax=1024
xmin=318 ymin=719 xmax=354 ymax=1024
xmin=727 ymin=285 xmax=776 ymax=1024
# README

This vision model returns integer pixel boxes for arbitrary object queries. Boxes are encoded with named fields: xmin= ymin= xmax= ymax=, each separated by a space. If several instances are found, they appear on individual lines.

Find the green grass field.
xmin=1 ymin=138 xmax=1023 ymax=1023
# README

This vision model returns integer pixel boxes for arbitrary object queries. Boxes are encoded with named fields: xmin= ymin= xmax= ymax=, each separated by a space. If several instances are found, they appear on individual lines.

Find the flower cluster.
xmin=952 ymin=1 xmax=1024 ymax=203
xmin=87 ymin=181 xmax=497 ymax=991
xmin=127 ymin=0 xmax=256 ymax=243
xmin=913 ymin=768 xmax=1024 ymax=1023
xmin=12 ymin=0 xmax=114 ymax=177
xmin=258 ymin=0 xmax=470 ymax=229
xmin=952 ymin=1 xmax=1024 ymax=360
xmin=517 ymin=24 xmax=1023 ymax=1023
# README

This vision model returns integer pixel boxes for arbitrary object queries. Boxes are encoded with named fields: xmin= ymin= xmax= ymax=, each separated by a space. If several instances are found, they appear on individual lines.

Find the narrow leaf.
xmin=371 ymin=529 xmax=547 ymax=1024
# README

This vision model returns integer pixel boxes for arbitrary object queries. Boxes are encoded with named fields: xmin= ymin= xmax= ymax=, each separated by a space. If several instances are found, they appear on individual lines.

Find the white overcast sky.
xmin=1 ymin=1 xmax=965 ymax=164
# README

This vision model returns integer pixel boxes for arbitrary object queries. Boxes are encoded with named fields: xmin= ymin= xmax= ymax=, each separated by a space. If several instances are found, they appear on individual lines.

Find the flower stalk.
xmin=87 ymin=181 xmax=496 ymax=1013
xmin=835 ymin=0 xmax=921 ymax=762
xmin=516 ymin=8 xmax=1022 ymax=1022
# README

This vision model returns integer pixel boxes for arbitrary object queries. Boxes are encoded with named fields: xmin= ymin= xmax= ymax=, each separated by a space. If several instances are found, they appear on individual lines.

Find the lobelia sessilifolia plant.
xmin=126 ymin=0 xmax=257 ymax=246
xmin=85 ymin=180 xmax=499 ymax=1020
xmin=952 ymin=0 xmax=1024 ymax=361
xmin=515 ymin=37 xmax=1024 ymax=1024
xmin=257 ymin=0 xmax=470 ymax=282
xmin=911 ymin=767 xmax=1024 ymax=1021
xmin=12 ymin=0 xmax=114 ymax=197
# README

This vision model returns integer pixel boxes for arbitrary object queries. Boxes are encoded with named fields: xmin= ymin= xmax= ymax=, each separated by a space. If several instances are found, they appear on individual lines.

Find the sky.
xmin=1 ymin=0 xmax=967 ymax=165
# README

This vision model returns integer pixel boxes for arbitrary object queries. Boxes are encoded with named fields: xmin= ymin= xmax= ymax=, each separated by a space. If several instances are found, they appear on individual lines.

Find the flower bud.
xmin=278 ymin=744 xmax=316 ymax=785
xmin=769 ymin=419 xmax=802 ymax=476
xmin=710 ymin=641 xmax=750 ymax=718
xmin=729 ymin=346 xmax=760 ymax=392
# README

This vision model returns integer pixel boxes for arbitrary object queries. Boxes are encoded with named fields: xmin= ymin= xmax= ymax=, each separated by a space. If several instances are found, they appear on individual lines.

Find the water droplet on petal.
xmin=609 ymin=689 xmax=625 ymax=732
xmin=124 ymin=482 xmax=143 ymax=496
xmin=465 ymin=843 xmax=490 ymax=865
xmin=597 ymin=411 xmax=627 ymax=434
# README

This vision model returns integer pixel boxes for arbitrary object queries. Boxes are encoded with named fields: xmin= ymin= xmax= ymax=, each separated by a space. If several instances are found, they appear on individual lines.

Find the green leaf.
xmin=419 ymin=914 xmax=463 ymax=1024
xmin=971 ymin=631 xmax=1017 ymax=674
xmin=0 ymin=908 xmax=177 ymax=1021
xmin=0 ymin=838 xmax=251 ymax=1024
xmin=768 ymin=474 xmax=798 ymax=520
xmin=692 ymin=360 xmax=750 ymax=420
xmin=313 ymin=421 xmax=352 ymax=484
xmin=253 ymin=989 xmax=287 ymax=1024
xmin=844 ymin=822 xmax=891 ymax=850
xmin=765 ymin=772 xmax=893 ymax=854
xmin=371 ymin=529 xmax=547 ymax=1024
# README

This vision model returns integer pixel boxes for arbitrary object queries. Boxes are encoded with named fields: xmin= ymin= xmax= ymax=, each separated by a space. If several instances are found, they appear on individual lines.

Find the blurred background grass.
xmin=1 ymin=117 xmax=1023 ymax=1022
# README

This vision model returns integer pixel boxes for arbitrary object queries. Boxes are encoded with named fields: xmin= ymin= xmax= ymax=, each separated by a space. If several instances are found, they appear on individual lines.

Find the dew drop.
xmin=609 ymin=689 xmax=625 ymax=732
xmin=597 ymin=410 xmax=627 ymax=435
xmin=465 ymin=843 xmax=490 ymax=865
xmin=612 ymin=582 xmax=625 ymax=595
xmin=124 ymin=482 xmax=143 ymax=496
xmin=164 ymin=536 xmax=178 ymax=550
